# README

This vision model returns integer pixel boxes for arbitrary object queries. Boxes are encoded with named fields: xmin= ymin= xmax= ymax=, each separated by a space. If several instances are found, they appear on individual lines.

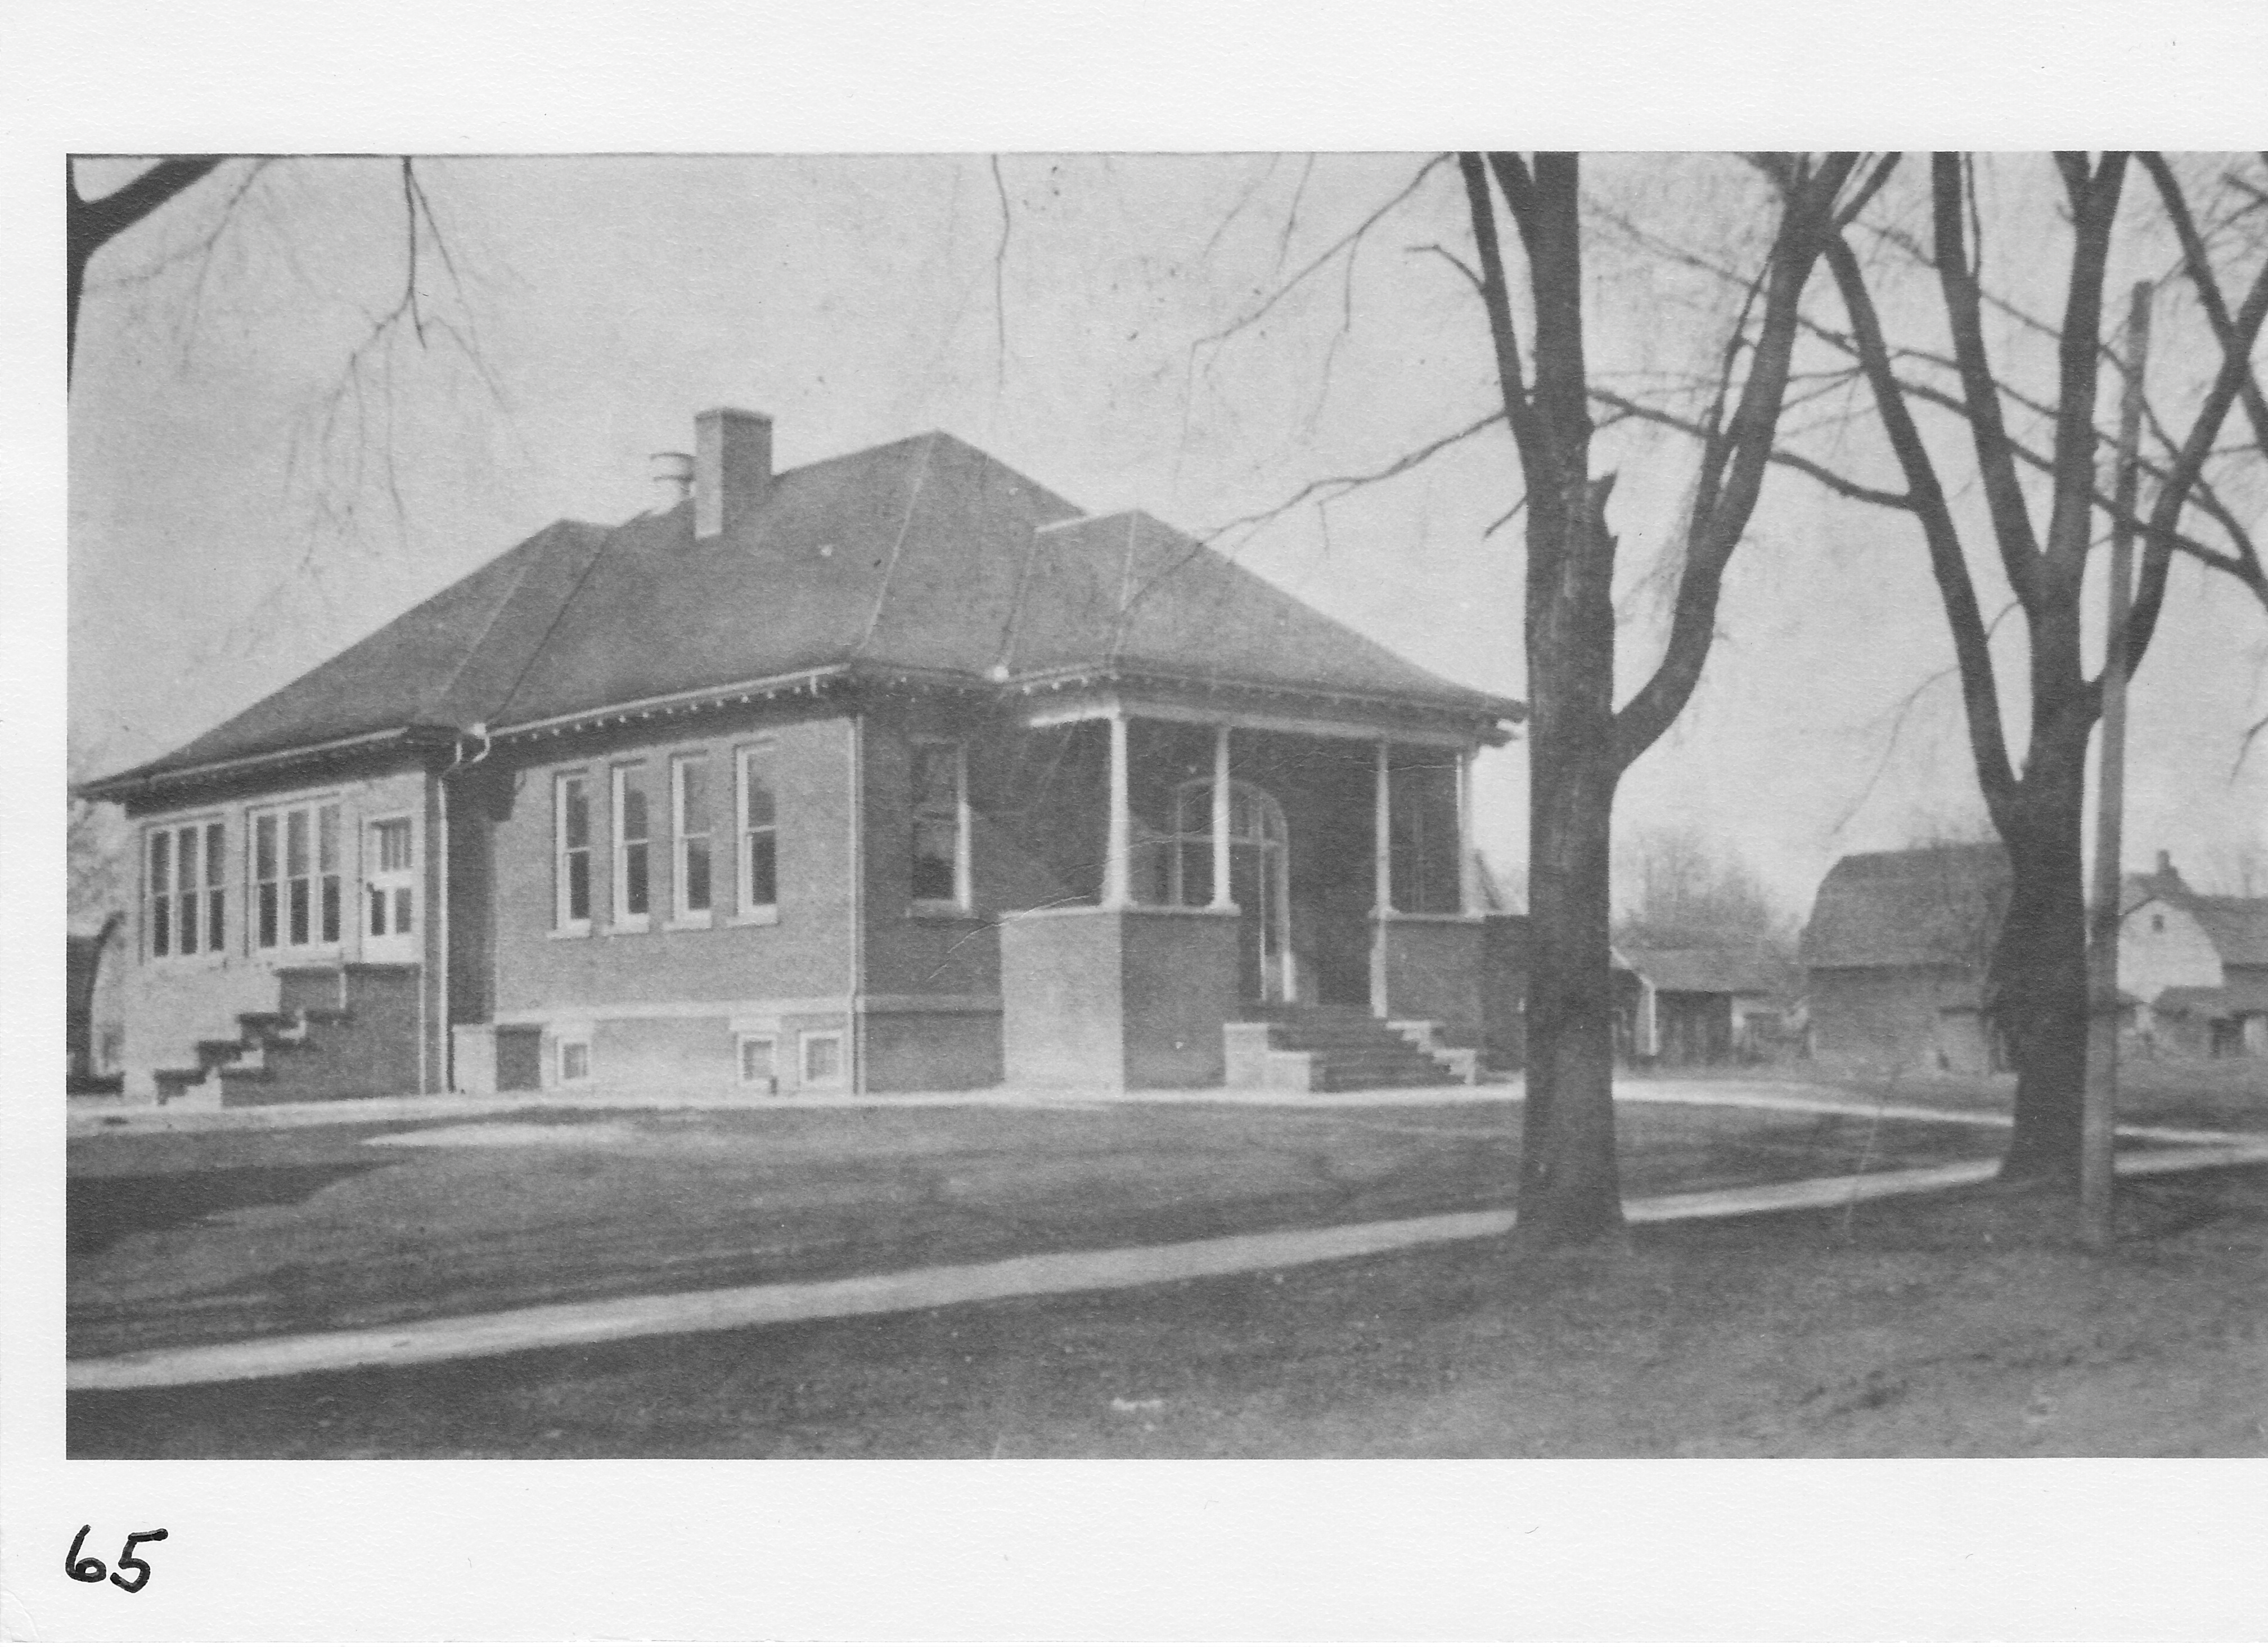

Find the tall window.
xmin=252 ymin=802 xmax=340 ymax=951
xmin=146 ymin=819 xmax=224 ymax=958
xmin=672 ymin=754 xmax=713 ymax=921
xmin=367 ymin=817 xmax=415 ymax=940
xmin=612 ymin=763 xmax=651 ymax=928
xmin=736 ymin=743 xmax=778 ymax=918
xmin=555 ymin=773 xmax=592 ymax=932
xmin=910 ymin=739 xmax=968 ymax=907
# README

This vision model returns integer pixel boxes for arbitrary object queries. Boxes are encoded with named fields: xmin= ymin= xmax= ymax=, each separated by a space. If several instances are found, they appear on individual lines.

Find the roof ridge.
xmin=412 ymin=520 xmax=589 ymax=729
xmin=851 ymin=431 xmax=939 ymax=660
xmin=484 ymin=520 xmax=619 ymax=728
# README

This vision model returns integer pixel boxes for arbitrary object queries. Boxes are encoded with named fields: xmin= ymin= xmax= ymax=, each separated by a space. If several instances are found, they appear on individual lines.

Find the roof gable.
xmin=1802 ymin=844 xmax=2010 ymax=970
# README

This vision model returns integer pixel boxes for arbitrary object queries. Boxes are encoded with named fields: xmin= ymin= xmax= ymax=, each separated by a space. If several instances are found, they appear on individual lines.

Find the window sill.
xmin=548 ymin=924 xmax=594 ymax=941
xmin=663 ymin=912 xmax=716 ymax=932
xmin=606 ymin=916 xmax=654 ymax=936
xmin=728 ymin=907 xmax=781 ymax=928
xmin=908 ymin=901 xmax=981 ymax=921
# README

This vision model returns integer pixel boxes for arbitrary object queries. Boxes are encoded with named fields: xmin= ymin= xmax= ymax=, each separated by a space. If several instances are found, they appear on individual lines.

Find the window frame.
xmin=610 ymin=762 xmax=654 ymax=933
xmin=143 ymin=816 xmax=228 ymax=962
xmin=553 ymin=771 xmax=593 ymax=936
xmin=799 ymin=1029 xmax=849 ymax=1090
xmin=556 ymin=1035 xmax=593 ymax=1087
xmin=364 ymin=813 xmax=418 ymax=946
xmin=248 ymin=798 xmax=344 ymax=956
xmin=735 ymin=1032 xmax=779 ymax=1092
xmin=669 ymin=752 xmax=715 ymax=929
xmin=734 ymin=740 xmax=780 ymax=925
xmin=908 ymin=736 xmax=971 ymax=914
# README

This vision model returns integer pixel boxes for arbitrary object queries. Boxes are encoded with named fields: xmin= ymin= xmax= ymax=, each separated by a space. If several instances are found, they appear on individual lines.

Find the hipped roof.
xmin=1802 ymin=844 xmax=2011 ymax=970
xmin=86 ymin=431 xmax=1518 ymax=800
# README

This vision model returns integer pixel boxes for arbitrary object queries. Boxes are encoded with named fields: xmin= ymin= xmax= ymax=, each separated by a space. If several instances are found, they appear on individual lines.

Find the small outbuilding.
xmin=1613 ymin=943 xmax=1793 ymax=1066
xmin=1802 ymin=843 xmax=2010 ymax=1075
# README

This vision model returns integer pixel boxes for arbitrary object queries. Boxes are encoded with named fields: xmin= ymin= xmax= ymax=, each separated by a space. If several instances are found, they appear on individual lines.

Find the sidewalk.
xmin=69 ymin=1126 xmax=2268 ymax=1392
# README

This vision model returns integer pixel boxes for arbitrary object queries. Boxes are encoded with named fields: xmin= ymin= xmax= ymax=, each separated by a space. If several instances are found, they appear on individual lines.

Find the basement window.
xmin=800 ymin=1030 xmax=847 ymax=1090
xmin=736 ymin=1033 xmax=778 ymax=1093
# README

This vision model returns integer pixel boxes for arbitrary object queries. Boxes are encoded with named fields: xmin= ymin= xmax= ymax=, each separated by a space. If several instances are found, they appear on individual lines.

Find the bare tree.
xmin=1452 ymin=151 xmax=1868 ymax=1246
xmin=1603 ymin=153 xmax=2267 ymax=1186
xmin=1811 ymin=154 xmax=2268 ymax=1184
xmin=66 ymin=155 xmax=224 ymax=376
xmin=1616 ymin=825 xmax=1789 ymax=950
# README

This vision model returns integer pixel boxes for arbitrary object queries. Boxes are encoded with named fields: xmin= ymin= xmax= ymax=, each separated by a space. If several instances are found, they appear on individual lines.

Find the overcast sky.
xmin=69 ymin=152 xmax=2268 ymax=912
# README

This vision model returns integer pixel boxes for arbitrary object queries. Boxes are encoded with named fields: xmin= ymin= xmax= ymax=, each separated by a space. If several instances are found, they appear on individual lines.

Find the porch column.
xmin=1370 ymin=740 xmax=1393 ymax=1014
xmin=1102 ymin=709 xmax=1132 ymax=910
xmin=1208 ymin=723 xmax=1234 ymax=910
xmin=1456 ymin=747 xmax=1479 ymax=915
xmin=1372 ymin=740 xmax=1394 ymax=916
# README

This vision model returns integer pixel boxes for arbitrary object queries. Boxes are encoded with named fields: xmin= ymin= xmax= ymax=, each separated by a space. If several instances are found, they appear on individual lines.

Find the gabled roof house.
xmin=83 ymin=411 xmax=1523 ymax=1102
xmin=1802 ymin=844 xmax=2011 ymax=1074
xmin=2118 ymin=852 xmax=2268 ymax=1059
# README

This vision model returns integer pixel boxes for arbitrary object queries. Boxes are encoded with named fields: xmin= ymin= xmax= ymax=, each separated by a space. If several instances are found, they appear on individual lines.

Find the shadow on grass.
xmin=69 ymin=1164 xmax=387 ymax=1256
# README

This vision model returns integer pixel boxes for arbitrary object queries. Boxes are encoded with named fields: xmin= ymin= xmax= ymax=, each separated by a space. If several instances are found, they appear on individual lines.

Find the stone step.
xmin=152 ymin=1066 xmax=210 ymax=1100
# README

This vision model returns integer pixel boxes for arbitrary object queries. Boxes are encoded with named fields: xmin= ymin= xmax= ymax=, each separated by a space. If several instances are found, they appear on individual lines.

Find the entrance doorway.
xmin=1170 ymin=777 xmax=1293 ymax=1004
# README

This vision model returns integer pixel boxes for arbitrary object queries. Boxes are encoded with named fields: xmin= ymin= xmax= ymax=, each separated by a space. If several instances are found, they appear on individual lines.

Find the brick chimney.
xmin=694 ymin=408 xmax=772 ymax=541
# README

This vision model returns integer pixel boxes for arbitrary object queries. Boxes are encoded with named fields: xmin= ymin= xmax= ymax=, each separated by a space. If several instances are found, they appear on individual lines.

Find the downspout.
xmin=435 ymin=723 xmax=494 ymax=1094
xmin=848 ymin=712 xmax=867 ymax=1094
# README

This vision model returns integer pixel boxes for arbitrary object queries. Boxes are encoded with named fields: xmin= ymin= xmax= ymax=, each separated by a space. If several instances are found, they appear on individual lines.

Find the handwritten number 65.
xmin=64 ymin=1526 xmax=168 ymax=1592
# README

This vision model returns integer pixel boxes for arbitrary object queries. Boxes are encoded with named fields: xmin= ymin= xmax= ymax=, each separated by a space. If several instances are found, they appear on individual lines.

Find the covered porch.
xmin=992 ymin=687 xmax=1498 ymax=1088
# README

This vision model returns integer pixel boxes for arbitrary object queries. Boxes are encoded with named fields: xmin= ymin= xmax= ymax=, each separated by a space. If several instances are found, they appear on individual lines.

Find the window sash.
xmin=672 ymin=755 xmax=713 ymax=917
xmin=910 ymin=739 xmax=968 ymax=907
xmin=556 ymin=775 xmax=592 ymax=929
xmin=612 ymin=764 xmax=652 ymax=925
xmin=249 ymin=802 xmax=340 ymax=952
xmin=736 ymin=745 xmax=778 ymax=914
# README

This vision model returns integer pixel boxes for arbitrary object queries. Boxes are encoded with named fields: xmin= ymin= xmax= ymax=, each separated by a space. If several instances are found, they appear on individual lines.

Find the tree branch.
xmin=1588 ymin=388 xmax=1910 ymax=508
xmin=1932 ymin=153 xmax=2045 ymax=610
xmin=1823 ymin=222 xmax=2020 ymax=820
xmin=2139 ymin=150 xmax=2268 ymax=456
xmin=68 ymin=155 xmax=226 ymax=376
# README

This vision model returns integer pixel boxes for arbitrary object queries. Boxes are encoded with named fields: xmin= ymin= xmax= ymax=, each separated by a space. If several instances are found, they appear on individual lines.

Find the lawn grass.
xmin=68 ymin=1162 xmax=2268 ymax=1458
xmin=70 ymin=1096 xmax=2010 ymax=1359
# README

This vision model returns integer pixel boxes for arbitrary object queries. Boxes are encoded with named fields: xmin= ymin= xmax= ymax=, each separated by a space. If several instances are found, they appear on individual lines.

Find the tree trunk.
xmin=1991 ymin=753 xmax=2091 ymax=1185
xmin=1513 ymin=493 xmax=1627 ymax=1248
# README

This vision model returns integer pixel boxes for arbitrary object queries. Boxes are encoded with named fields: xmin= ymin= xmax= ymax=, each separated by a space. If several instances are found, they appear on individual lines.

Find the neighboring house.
xmin=1612 ymin=943 xmax=1791 ymax=1066
xmin=79 ymin=411 xmax=1523 ymax=1103
xmin=67 ymin=913 xmax=125 ymax=1090
xmin=1802 ymin=844 xmax=2011 ymax=1075
xmin=2118 ymin=852 xmax=2268 ymax=1059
